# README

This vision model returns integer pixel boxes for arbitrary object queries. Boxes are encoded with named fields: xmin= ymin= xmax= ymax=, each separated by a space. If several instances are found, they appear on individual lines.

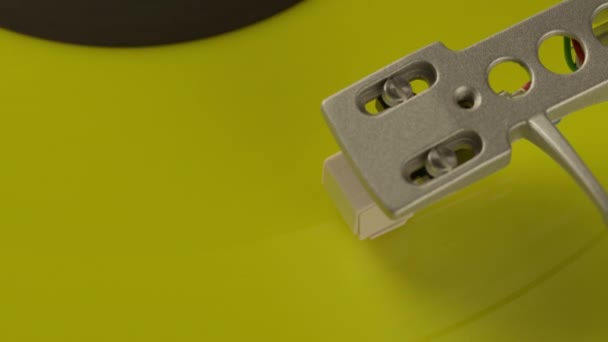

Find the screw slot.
xmin=403 ymin=131 xmax=483 ymax=185
xmin=358 ymin=61 xmax=437 ymax=115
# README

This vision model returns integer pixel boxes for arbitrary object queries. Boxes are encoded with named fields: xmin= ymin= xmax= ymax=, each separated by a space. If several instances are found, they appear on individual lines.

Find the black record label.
xmin=0 ymin=0 xmax=302 ymax=47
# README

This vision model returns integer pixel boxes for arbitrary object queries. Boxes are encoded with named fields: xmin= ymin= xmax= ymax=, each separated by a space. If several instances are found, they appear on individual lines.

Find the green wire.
xmin=563 ymin=37 xmax=578 ymax=72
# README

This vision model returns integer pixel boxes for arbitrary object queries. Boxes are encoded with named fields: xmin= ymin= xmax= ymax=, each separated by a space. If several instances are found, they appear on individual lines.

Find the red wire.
xmin=516 ymin=40 xmax=583 ymax=103
xmin=573 ymin=39 xmax=585 ymax=63
xmin=520 ymin=39 xmax=585 ymax=92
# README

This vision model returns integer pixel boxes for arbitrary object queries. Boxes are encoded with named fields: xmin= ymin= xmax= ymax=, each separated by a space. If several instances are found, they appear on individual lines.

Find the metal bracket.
xmin=323 ymin=0 xmax=608 ymax=239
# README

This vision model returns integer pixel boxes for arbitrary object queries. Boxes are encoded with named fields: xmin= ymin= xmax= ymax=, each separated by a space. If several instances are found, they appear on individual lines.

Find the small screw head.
xmin=382 ymin=75 xmax=414 ymax=107
xmin=425 ymin=146 xmax=459 ymax=178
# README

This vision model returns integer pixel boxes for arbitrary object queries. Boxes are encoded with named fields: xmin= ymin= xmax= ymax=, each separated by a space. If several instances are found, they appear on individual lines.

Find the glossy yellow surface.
xmin=0 ymin=0 xmax=607 ymax=340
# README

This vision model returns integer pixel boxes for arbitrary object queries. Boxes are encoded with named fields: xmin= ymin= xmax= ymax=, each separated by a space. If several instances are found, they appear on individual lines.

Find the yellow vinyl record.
xmin=0 ymin=0 xmax=607 ymax=341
